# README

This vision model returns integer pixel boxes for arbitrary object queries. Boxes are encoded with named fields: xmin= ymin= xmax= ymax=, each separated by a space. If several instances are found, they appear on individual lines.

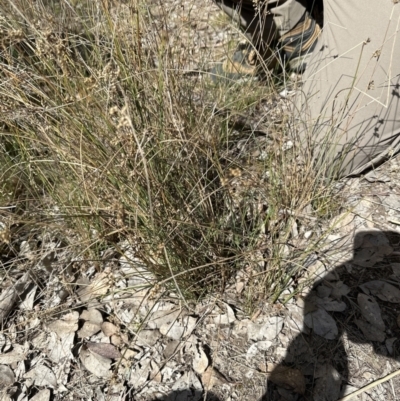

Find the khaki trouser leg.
xmin=294 ymin=1 xmax=400 ymax=177
xmin=213 ymin=0 xmax=307 ymax=49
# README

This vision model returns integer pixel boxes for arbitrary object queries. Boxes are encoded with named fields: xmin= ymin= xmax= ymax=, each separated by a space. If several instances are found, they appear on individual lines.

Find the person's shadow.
xmin=261 ymin=230 xmax=400 ymax=401
xmin=152 ymin=230 xmax=400 ymax=401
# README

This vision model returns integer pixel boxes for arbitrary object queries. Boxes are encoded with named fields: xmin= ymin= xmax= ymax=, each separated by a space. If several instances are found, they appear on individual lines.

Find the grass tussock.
xmin=0 ymin=0 xmax=339 ymax=304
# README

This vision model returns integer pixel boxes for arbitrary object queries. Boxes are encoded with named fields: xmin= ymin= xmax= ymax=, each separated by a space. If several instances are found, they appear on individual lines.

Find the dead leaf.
xmin=30 ymin=389 xmax=50 ymax=401
xmin=163 ymin=340 xmax=180 ymax=359
xmin=331 ymin=282 xmax=351 ymax=299
xmin=0 ymin=334 xmax=11 ymax=352
xmin=304 ymin=308 xmax=338 ymax=340
xmin=172 ymin=370 xmax=203 ymax=396
xmin=24 ymin=365 xmax=57 ymax=388
xmin=119 ymin=248 xmax=155 ymax=287
xmin=159 ymin=316 xmax=197 ymax=340
xmin=118 ymin=348 xmax=137 ymax=369
xmin=133 ymin=329 xmax=161 ymax=347
xmin=192 ymin=344 xmax=209 ymax=374
xmin=0 ymin=273 xmax=31 ymax=320
xmin=316 ymin=297 xmax=347 ymax=312
xmin=0 ymin=222 xmax=10 ymax=245
xmin=359 ymin=280 xmax=400 ymax=303
xmin=147 ymin=306 xmax=181 ymax=330
xmin=246 ymin=341 xmax=273 ymax=362
xmin=357 ymin=293 xmax=385 ymax=330
xmin=201 ymin=366 xmax=231 ymax=389
xmin=353 ymin=232 xmax=393 ymax=267
xmin=236 ymin=280 xmax=245 ymax=294
xmin=364 ymin=170 xmax=390 ymax=183
xmin=128 ymin=358 xmax=151 ymax=388
xmin=392 ymin=263 xmax=400 ymax=276
xmin=0 ymin=343 xmax=28 ymax=364
xmin=355 ymin=319 xmax=385 ymax=342
xmin=86 ymin=342 xmax=122 ymax=359
xmin=45 ymin=312 xmax=78 ymax=364
xmin=47 ymin=311 xmax=79 ymax=336
xmin=149 ymin=360 xmax=162 ymax=383
xmin=47 ymin=331 xmax=75 ymax=364
xmin=0 ymin=365 xmax=14 ymax=386
xmin=79 ymin=348 xmax=112 ymax=378
xmin=20 ymin=285 xmax=37 ymax=310
xmin=78 ymin=272 xmax=111 ymax=303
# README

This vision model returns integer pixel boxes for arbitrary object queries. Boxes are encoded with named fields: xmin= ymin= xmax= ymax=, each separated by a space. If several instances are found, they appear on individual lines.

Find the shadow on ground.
xmin=261 ymin=230 xmax=400 ymax=401
xmin=152 ymin=390 xmax=221 ymax=401
xmin=149 ymin=230 xmax=400 ymax=401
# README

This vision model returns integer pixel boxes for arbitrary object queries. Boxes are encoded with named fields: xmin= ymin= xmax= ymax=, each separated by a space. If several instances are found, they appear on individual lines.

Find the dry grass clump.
xmin=0 ymin=0 xmax=338 ymax=303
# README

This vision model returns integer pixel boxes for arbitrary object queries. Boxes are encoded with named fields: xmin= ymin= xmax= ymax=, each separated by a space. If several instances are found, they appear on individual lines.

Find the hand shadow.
xmin=261 ymin=230 xmax=400 ymax=401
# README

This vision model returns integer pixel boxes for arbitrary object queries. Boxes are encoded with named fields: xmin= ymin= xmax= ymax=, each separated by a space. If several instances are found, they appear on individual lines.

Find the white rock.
xmin=247 ymin=316 xmax=284 ymax=341
xmin=213 ymin=304 xmax=236 ymax=325
xmin=101 ymin=322 xmax=119 ymax=337
xmin=287 ymin=304 xmax=308 ymax=334
xmin=282 ymin=141 xmax=293 ymax=151
xmin=246 ymin=341 xmax=273 ymax=362
xmin=78 ymin=322 xmax=102 ymax=339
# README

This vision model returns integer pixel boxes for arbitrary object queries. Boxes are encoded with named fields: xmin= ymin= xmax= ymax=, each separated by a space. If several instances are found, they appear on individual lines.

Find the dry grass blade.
xmin=337 ymin=368 xmax=400 ymax=401
xmin=0 ymin=0 xmax=338 ymax=308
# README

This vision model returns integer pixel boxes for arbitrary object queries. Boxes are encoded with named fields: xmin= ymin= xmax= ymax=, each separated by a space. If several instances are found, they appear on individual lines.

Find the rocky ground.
xmin=1 ymin=1 xmax=400 ymax=401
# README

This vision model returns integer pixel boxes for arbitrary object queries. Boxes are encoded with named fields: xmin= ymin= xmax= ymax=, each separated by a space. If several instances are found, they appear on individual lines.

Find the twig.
xmin=337 ymin=368 xmax=400 ymax=401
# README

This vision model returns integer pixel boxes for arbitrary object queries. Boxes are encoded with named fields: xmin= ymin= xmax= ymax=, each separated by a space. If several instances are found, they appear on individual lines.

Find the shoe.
xmin=210 ymin=42 xmax=278 ymax=83
xmin=209 ymin=43 xmax=259 ymax=83
xmin=279 ymin=11 xmax=321 ymax=72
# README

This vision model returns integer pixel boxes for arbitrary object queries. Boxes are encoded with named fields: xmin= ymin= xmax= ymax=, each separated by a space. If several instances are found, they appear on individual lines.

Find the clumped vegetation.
xmin=0 ymin=0 xmax=338 ymax=304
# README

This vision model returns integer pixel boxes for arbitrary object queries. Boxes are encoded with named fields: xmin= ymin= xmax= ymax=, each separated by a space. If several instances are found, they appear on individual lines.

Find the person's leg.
xmin=211 ymin=0 xmax=321 ymax=77
xmin=294 ymin=1 xmax=400 ymax=177
xmin=213 ymin=0 xmax=308 ymax=48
